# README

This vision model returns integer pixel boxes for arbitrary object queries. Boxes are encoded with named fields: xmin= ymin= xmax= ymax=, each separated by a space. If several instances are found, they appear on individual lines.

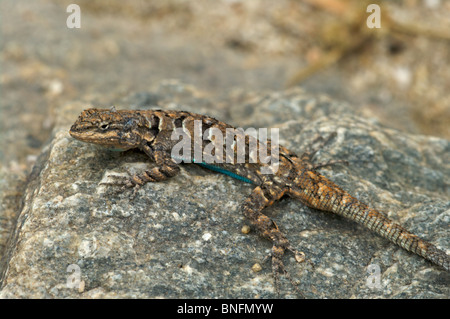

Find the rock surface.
xmin=0 ymin=85 xmax=448 ymax=298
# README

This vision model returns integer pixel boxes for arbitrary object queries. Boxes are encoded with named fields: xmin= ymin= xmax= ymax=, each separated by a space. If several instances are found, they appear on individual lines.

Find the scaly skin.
xmin=70 ymin=108 xmax=449 ymax=295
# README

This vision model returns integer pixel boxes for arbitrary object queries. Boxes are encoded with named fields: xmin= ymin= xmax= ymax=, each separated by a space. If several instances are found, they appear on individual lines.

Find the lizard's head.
xmin=70 ymin=107 xmax=143 ymax=150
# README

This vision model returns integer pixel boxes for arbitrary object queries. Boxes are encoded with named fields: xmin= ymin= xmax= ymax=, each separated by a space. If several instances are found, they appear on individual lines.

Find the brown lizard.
xmin=69 ymin=107 xmax=449 ymax=296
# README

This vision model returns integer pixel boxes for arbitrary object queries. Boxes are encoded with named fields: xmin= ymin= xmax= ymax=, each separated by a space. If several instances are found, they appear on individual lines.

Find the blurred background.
xmin=1 ymin=0 xmax=449 ymax=191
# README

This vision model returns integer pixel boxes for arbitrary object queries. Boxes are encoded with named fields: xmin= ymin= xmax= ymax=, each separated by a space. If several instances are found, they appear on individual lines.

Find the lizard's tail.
xmin=290 ymin=170 xmax=449 ymax=271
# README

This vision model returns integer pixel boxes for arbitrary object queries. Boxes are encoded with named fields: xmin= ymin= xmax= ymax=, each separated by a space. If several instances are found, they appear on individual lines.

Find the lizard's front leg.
xmin=242 ymin=184 xmax=304 ymax=296
xmin=102 ymin=143 xmax=180 ymax=195
xmin=132 ymin=143 xmax=180 ymax=184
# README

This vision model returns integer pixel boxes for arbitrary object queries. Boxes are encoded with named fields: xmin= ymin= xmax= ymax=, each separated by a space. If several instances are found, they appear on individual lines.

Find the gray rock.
xmin=0 ymin=85 xmax=448 ymax=298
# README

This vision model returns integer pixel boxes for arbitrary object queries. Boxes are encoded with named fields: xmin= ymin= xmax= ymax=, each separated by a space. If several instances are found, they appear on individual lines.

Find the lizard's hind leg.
xmin=242 ymin=184 xmax=305 ymax=297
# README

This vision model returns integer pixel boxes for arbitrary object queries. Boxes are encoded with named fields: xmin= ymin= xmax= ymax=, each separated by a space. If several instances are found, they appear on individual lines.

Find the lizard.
xmin=69 ymin=107 xmax=449 ymax=296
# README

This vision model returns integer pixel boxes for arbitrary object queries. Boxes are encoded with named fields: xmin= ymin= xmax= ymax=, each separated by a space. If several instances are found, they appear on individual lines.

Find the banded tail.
xmin=290 ymin=169 xmax=449 ymax=271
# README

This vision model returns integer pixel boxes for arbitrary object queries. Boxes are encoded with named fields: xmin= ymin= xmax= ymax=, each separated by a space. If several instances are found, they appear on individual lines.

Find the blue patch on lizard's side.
xmin=196 ymin=162 xmax=254 ymax=184
xmin=170 ymin=155 xmax=255 ymax=184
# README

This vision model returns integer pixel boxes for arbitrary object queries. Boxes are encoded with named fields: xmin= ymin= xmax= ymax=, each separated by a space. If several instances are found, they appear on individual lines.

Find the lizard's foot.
xmin=99 ymin=167 xmax=148 ymax=199
xmin=99 ymin=162 xmax=179 ymax=199
xmin=99 ymin=175 xmax=141 ymax=199
xmin=270 ymin=245 xmax=305 ymax=298
xmin=261 ymin=244 xmax=314 ymax=298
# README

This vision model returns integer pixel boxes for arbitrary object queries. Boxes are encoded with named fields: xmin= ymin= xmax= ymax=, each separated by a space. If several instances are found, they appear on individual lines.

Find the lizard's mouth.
xmin=69 ymin=126 xmax=95 ymax=141
xmin=70 ymin=126 xmax=117 ymax=144
xmin=69 ymin=126 xmax=136 ymax=151
xmin=68 ymin=126 xmax=85 ymax=141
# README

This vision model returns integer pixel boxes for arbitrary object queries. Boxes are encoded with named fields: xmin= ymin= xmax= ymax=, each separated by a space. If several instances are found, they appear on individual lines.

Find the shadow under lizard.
xmin=69 ymin=107 xmax=449 ymax=297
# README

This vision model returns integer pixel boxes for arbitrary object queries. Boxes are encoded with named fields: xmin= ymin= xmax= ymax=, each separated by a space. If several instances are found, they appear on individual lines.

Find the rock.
xmin=0 ymin=84 xmax=448 ymax=298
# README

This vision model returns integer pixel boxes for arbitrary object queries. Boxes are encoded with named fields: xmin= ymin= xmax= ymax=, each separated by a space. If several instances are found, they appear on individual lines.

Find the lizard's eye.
xmin=99 ymin=122 xmax=109 ymax=131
